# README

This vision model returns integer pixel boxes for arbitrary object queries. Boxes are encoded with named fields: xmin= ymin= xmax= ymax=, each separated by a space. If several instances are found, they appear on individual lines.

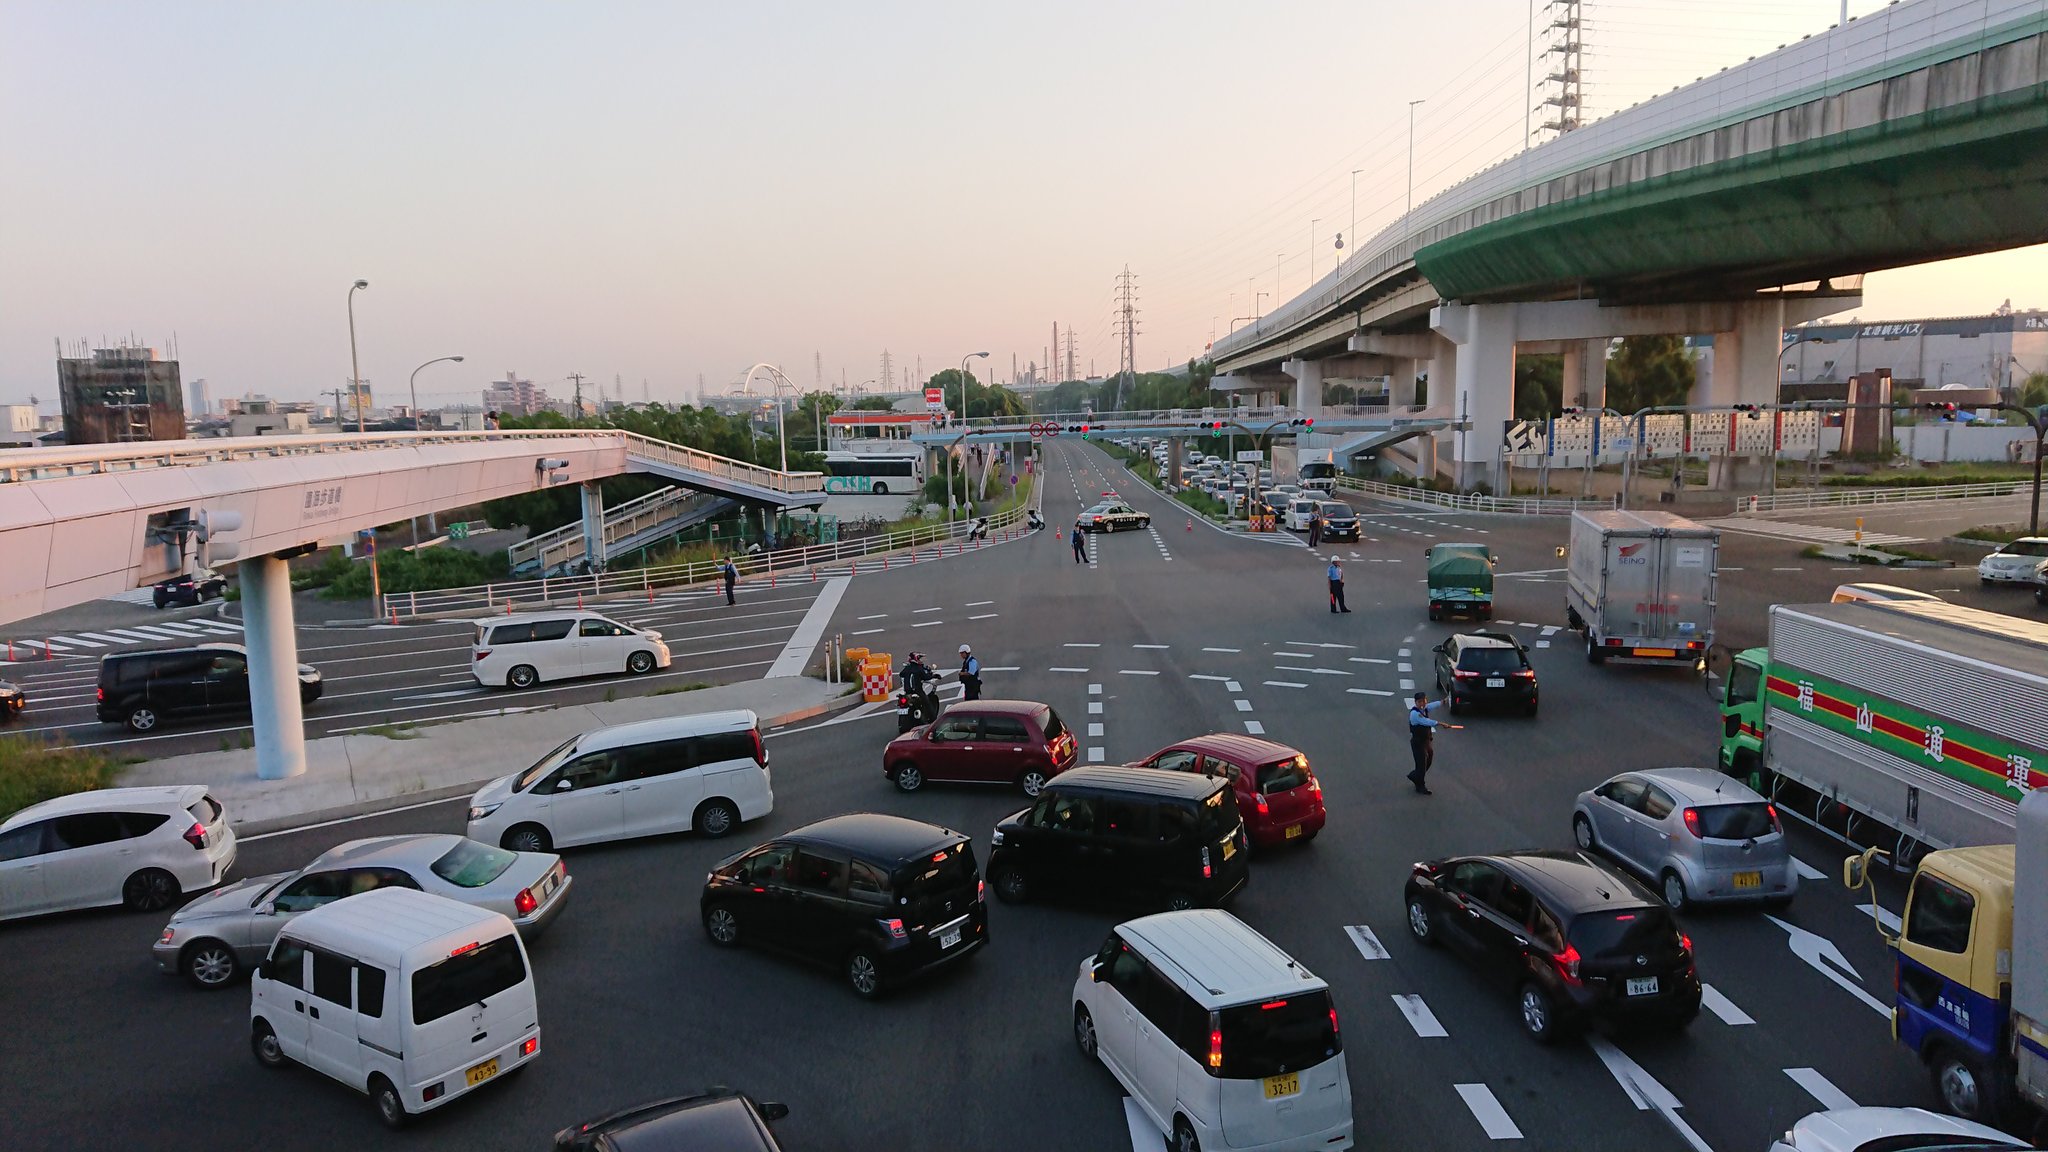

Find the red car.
xmin=1129 ymin=734 xmax=1325 ymax=847
xmin=882 ymin=700 xmax=1078 ymax=797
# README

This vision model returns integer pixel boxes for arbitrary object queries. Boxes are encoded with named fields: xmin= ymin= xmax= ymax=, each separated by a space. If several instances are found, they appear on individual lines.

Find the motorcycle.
xmin=895 ymin=686 xmax=941 ymax=733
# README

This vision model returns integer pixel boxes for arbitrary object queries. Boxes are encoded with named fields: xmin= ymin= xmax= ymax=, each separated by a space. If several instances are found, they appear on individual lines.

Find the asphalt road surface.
xmin=2 ymin=439 xmax=2024 ymax=1152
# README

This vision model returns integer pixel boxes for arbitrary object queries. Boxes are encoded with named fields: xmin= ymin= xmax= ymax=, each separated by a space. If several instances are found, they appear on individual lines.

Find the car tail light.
xmin=520 ymin=1036 xmax=539 ymax=1057
xmin=514 ymin=888 xmax=538 ymax=917
xmin=1329 ymin=1005 xmax=1340 ymax=1040
xmin=1686 ymin=641 xmax=1703 ymax=650
xmin=1682 ymin=807 xmax=1703 ymax=838
xmin=977 ymin=879 xmax=986 ymax=903
xmin=1208 ymin=1026 xmax=1224 ymax=1071
xmin=1307 ymin=777 xmax=1322 ymax=797
xmin=422 ymin=1082 xmax=445 ymax=1103
xmin=1766 ymin=803 xmax=1781 ymax=832
xmin=96 ymin=687 xmax=105 ymax=703
xmin=881 ymin=918 xmax=907 ymax=940
xmin=183 ymin=822 xmax=207 ymax=850
xmin=1201 ymin=847 xmax=1212 ymax=879
xmin=474 ymin=650 xmax=490 ymax=661
xmin=1514 ymin=670 xmax=1536 ymax=679
xmin=750 ymin=728 xmax=767 ymax=765
xmin=1551 ymin=942 xmax=1583 ymax=986
xmin=1678 ymin=933 xmax=1693 ymax=955
xmin=1453 ymin=669 xmax=1480 ymax=680
xmin=1254 ymin=793 xmax=1268 ymax=816
xmin=1411 ymin=860 xmax=1438 ymax=878
xmin=160 ymin=927 xmax=176 ymax=945
xmin=1605 ymin=638 xmax=1621 ymax=646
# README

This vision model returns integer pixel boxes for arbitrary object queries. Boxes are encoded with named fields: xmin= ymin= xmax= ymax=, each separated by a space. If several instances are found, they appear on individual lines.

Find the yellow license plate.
xmin=1221 ymin=839 xmax=1236 ymax=860
xmin=466 ymin=1058 xmax=499 ymax=1086
xmin=1284 ymin=824 xmax=1303 ymax=839
xmin=1636 ymin=648 xmax=1677 ymax=658
xmin=1733 ymin=871 xmax=1762 ymax=890
xmin=1263 ymin=1073 xmax=1300 ymax=1099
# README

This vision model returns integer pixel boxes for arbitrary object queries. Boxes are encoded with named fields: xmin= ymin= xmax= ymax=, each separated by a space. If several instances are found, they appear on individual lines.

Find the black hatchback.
xmin=1432 ymin=631 xmax=1538 ymax=716
xmin=1403 ymin=850 xmax=1700 ymax=1043
xmin=700 ymin=813 xmax=987 ymax=999
xmin=554 ymin=1088 xmax=790 ymax=1151
xmin=1318 ymin=501 xmax=1361 ymax=541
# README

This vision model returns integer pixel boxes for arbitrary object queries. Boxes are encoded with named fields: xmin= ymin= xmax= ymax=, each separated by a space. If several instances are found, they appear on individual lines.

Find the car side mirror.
xmin=758 ymin=1102 xmax=790 ymax=1123
xmin=1555 ymin=546 xmax=1568 ymax=558
xmin=1843 ymin=846 xmax=1888 ymax=893
xmin=555 ymin=778 xmax=574 ymax=791
xmin=1723 ymin=713 xmax=1742 ymax=739
xmin=256 ymin=901 xmax=276 ymax=916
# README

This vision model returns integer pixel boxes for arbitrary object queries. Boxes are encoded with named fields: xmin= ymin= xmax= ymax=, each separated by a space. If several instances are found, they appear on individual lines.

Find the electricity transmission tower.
xmin=1541 ymin=0 xmax=1585 ymax=136
xmin=1113 ymin=267 xmax=1140 ymax=409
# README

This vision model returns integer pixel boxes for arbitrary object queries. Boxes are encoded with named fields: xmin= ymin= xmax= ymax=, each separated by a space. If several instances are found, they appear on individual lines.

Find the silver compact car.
xmin=1570 ymin=766 xmax=1796 ymax=911
xmin=1977 ymin=536 xmax=2048 ymax=584
xmin=153 ymin=833 xmax=569 ymax=988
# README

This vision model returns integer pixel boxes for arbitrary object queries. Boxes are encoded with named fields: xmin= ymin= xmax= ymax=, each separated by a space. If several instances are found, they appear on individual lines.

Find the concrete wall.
xmin=1817 ymin=422 xmax=2038 ymax=461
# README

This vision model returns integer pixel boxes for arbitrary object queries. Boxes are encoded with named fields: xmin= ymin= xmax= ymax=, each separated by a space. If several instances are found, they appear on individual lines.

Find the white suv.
xmin=0 ymin=785 xmax=236 ymax=920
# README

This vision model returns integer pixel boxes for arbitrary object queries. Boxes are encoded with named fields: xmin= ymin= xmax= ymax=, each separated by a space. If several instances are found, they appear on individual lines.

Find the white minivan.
xmin=250 ymin=887 xmax=540 ymax=1129
xmin=1073 ymin=909 xmax=1353 ymax=1152
xmin=465 ymin=710 xmax=772 ymax=851
xmin=472 ymin=611 xmax=670 ymax=690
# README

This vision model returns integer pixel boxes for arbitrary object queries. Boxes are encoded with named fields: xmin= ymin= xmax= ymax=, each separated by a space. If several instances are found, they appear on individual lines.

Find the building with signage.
xmin=57 ymin=345 xmax=186 ymax=445
xmin=1781 ymin=308 xmax=2048 ymax=396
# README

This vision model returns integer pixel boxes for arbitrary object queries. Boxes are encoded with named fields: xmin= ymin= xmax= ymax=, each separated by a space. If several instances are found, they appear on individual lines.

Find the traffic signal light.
xmin=1287 ymin=418 xmax=1315 ymax=428
xmin=1732 ymin=404 xmax=1763 ymax=420
xmin=1204 ymin=420 xmax=1226 ymax=432
xmin=1923 ymin=401 xmax=1960 ymax=422
xmin=1561 ymin=407 xmax=1583 ymax=416
xmin=1080 ymin=423 xmax=1090 ymax=439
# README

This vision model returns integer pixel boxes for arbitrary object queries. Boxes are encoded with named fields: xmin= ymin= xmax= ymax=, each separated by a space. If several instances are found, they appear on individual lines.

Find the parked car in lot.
xmin=1767 ymin=1106 xmax=2029 ymax=1152
xmin=554 ymin=1089 xmax=792 ymax=1152
xmin=1570 ymin=766 xmax=1796 ymax=910
xmin=1977 ymin=537 xmax=2048 ymax=585
xmin=96 ymin=644 xmax=322 ymax=732
xmin=883 ymin=699 xmax=1076 ymax=797
xmin=466 ymin=710 xmax=771 ymax=851
xmin=1318 ymin=501 xmax=1361 ymax=541
xmin=472 ymin=610 xmax=670 ymax=689
xmin=1404 ymin=849 xmax=1701 ymax=1042
xmin=986 ymin=766 xmax=1249 ymax=911
xmin=701 ymin=813 xmax=987 ymax=999
xmin=153 ymin=567 xmax=229 ymax=608
xmin=1432 ymin=631 xmax=1538 ymax=716
xmin=0 ymin=678 xmax=23 ymax=720
xmin=155 ymin=833 xmax=568 ymax=988
xmin=1077 ymin=501 xmax=1150 ymax=533
xmin=1 ymin=785 xmax=235 ymax=919
xmin=1073 ymin=910 xmax=1353 ymax=1152
xmin=1128 ymin=734 xmax=1325 ymax=848
xmin=1830 ymin=582 xmax=1942 ymax=604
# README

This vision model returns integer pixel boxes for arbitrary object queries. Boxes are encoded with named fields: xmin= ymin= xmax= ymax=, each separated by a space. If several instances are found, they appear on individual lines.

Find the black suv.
xmin=554 ymin=1088 xmax=790 ymax=1151
xmin=700 ymin=813 xmax=987 ymax=999
xmin=1318 ymin=501 xmax=1361 ymax=541
xmin=152 ymin=569 xmax=228 ymax=608
xmin=1403 ymin=850 xmax=1700 ymax=1043
xmin=96 ymin=645 xmax=324 ymax=732
xmin=1433 ymin=631 xmax=1538 ymax=716
xmin=985 ymin=766 xmax=1249 ymax=911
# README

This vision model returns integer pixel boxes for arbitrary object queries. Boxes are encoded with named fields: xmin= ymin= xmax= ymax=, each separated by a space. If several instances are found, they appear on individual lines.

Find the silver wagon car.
xmin=1570 ymin=766 xmax=1797 ymax=911
xmin=152 ymin=834 xmax=569 ymax=988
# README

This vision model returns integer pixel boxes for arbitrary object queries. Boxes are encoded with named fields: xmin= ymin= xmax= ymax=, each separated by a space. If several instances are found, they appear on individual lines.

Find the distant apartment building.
xmin=186 ymin=376 xmax=211 ymax=417
xmin=58 ymin=345 xmax=185 ymax=445
xmin=483 ymin=372 xmax=549 ymax=416
xmin=0 ymin=404 xmax=37 ymax=448
xmin=1782 ymin=308 xmax=2048 ymax=394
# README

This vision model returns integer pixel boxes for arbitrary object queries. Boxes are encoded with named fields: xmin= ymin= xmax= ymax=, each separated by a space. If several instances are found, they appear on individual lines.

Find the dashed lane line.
xmin=1202 ymin=647 xmax=1241 ymax=653
xmin=1344 ymin=925 xmax=1388 ymax=961
xmin=1233 ymin=700 xmax=1253 ymax=712
xmin=1049 ymin=666 xmax=1090 ymax=673
xmin=1243 ymin=720 xmax=1265 ymax=735
xmin=1262 ymin=681 xmax=1307 ymax=689
xmin=1785 ymin=1068 xmax=1858 ymax=1111
xmin=1453 ymin=1085 xmax=1524 ymax=1141
xmin=1348 ymin=688 xmax=1396 ymax=697
xmin=1699 ymin=984 xmax=1754 ymax=1025
xmin=1392 ymin=995 xmax=1448 ymax=1038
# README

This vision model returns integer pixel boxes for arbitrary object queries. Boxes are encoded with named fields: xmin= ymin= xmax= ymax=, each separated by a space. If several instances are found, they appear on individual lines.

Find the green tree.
xmin=2019 ymin=372 xmax=2048 ymax=412
xmin=851 ymin=395 xmax=897 ymax=412
xmin=1605 ymin=336 xmax=1696 ymax=414
xmin=1514 ymin=354 xmax=1563 ymax=421
xmin=926 ymin=369 xmax=1026 ymax=420
xmin=781 ymin=391 xmax=842 ymax=452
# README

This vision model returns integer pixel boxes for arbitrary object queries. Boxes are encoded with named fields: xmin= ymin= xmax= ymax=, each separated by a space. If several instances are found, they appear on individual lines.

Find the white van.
xmin=465 ymin=710 xmax=771 ymax=851
xmin=471 ymin=611 xmax=671 ymax=690
xmin=1073 ymin=910 xmax=1352 ymax=1152
xmin=1285 ymin=499 xmax=1321 ymax=532
xmin=249 ymin=887 xmax=540 ymax=1129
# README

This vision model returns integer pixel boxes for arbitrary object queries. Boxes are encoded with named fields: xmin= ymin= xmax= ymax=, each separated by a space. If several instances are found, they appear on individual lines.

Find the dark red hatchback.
xmin=1129 ymin=733 xmax=1325 ymax=848
xmin=883 ymin=700 xmax=1078 ymax=798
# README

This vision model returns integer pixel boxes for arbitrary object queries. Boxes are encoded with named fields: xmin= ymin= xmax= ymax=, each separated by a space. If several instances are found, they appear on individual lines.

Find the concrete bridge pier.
xmin=1431 ymin=303 xmax=1516 ymax=493
xmin=242 ymin=553 xmax=308 ymax=781
xmin=1561 ymin=339 xmax=1607 ymax=410
xmin=1280 ymin=358 xmax=1327 ymax=422
xmin=579 ymin=481 xmax=606 ymax=573
xmin=1698 ymin=298 xmax=1794 ymax=490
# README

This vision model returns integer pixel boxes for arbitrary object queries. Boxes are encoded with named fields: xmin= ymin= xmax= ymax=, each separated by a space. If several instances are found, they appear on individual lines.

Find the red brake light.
xmin=475 ymin=650 xmax=490 ymax=661
xmin=96 ymin=687 xmax=104 ymax=703
xmin=1605 ymin=638 xmax=1621 ymax=646
xmin=882 ymin=917 xmax=907 ymax=940
xmin=1259 ymin=999 xmax=1289 ymax=1010
xmin=449 ymin=941 xmax=480 ymax=958
xmin=1453 ymin=669 xmax=1480 ymax=679
xmin=1329 ymin=1006 xmax=1340 ymax=1039
xmin=977 ymin=879 xmax=986 ymax=903
xmin=750 ymin=728 xmax=766 ymax=765
xmin=1766 ymin=803 xmax=1781 ymax=831
xmin=520 ymin=1037 xmax=538 ymax=1057
xmin=182 ymin=822 xmax=207 ymax=850
xmin=1552 ymin=942 xmax=1583 ymax=985
xmin=1254 ymin=793 xmax=1268 ymax=815
xmin=1514 ymin=669 xmax=1536 ymax=679
xmin=1679 ymin=933 xmax=1694 ymax=954
xmin=1682 ymin=807 xmax=1703 ymax=838
xmin=933 ymin=851 xmax=950 ymax=863
xmin=1208 ymin=1027 xmax=1224 ymax=1070
xmin=514 ymin=888 xmax=538 ymax=917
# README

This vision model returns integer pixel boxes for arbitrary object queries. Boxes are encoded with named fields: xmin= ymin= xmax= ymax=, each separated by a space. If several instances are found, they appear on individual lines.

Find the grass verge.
xmin=0 ymin=735 xmax=122 ymax=819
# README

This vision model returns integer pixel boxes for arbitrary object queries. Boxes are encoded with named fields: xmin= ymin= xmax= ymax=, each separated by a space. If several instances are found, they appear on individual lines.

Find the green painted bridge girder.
xmin=1416 ymin=84 xmax=2048 ymax=304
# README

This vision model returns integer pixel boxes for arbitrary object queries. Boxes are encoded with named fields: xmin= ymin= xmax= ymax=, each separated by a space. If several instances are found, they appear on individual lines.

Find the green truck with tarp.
xmin=1719 ymin=600 xmax=2048 ymax=866
xmin=1425 ymin=543 xmax=1494 ymax=621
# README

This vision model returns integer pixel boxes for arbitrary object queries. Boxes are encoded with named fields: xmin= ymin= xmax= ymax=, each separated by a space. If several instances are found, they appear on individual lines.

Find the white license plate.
xmin=1626 ymin=977 xmax=1659 ymax=997
xmin=1485 ymin=677 xmax=1505 ymax=688
xmin=940 ymin=927 xmax=962 ymax=949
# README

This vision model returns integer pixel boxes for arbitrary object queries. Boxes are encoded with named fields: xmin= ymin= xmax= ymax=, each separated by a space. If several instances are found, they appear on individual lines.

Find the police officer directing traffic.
xmin=1406 ymin=691 xmax=1457 ymax=794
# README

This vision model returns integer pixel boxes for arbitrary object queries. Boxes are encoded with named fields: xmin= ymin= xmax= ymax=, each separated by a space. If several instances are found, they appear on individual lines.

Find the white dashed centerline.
xmin=1392 ymin=995 xmax=1448 ymax=1038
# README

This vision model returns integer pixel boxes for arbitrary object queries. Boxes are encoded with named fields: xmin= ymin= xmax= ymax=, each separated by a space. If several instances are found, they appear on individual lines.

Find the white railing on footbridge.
xmin=1333 ymin=475 xmax=1615 ymax=516
xmin=1741 ymin=479 xmax=2034 ymax=513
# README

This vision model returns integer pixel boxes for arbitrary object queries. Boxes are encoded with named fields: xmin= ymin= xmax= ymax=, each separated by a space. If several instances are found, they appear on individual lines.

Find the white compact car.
xmin=0 ymin=785 xmax=235 ymax=919
xmin=471 ymin=611 xmax=670 ymax=689
xmin=1977 ymin=537 xmax=2048 ymax=584
xmin=1768 ymin=1106 xmax=2027 ymax=1152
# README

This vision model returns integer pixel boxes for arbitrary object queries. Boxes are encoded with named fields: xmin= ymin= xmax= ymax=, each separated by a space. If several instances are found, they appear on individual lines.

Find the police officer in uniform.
xmin=1407 ymin=691 xmax=1452 ymax=794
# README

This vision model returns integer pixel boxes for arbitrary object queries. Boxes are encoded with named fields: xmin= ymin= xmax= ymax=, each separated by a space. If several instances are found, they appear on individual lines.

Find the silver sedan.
xmin=153 ymin=833 xmax=569 ymax=989
xmin=1570 ymin=766 xmax=1797 ymax=911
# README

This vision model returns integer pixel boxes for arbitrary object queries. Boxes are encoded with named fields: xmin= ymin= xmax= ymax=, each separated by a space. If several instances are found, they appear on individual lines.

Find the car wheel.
xmin=501 ymin=824 xmax=552 ymax=854
xmin=371 ymin=1074 xmax=408 ymax=1129
xmin=1173 ymin=1116 xmax=1202 ymax=1152
xmin=892 ymin=762 xmax=924 ymax=792
xmin=126 ymin=707 xmax=159 ymax=732
xmin=1139 ymin=517 xmax=1150 ymax=529
xmin=1933 ymin=1047 xmax=2002 ymax=1121
xmin=1019 ymin=767 xmax=1049 ymax=798
xmin=122 ymin=868 xmax=179 ymax=912
xmin=152 ymin=593 xmax=167 ymax=610
xmin=694 ymin=798 xmax=740 ymax=838
xmin=507 ymin=664 xmax=539 ymax=689
xmin=1164 ymin=890 xmax=1197 ymax=912
xmin=846 ymin=948 xmax=883 ymax=999
xmin=1407 ymin=897 xmax=1437 ymax=946
xmin=251 ymin=1020 xmax=288 ymax=1068
xmin=1073 ymin=1005 xmax=1098 ymax=1060
xmin=1661 ymin=870 xmax=1689 ymax=910
xmin=626 ymin=650 xmax=656 ymax=675
xmin=1572 ymin=815 xmax=1597 ymax=852
xmin=1519 ymin=982 xmax=1563 ymax=1044
xmin=704 ymin=904 xmax=740 ymax=947
xmin=1427 ymin=606 xmax=1441 ymax=622
xmin=993 ymin=867 xmax=1028 ymax=904
xmin=183 ymin=940 xmax=239 ymax=989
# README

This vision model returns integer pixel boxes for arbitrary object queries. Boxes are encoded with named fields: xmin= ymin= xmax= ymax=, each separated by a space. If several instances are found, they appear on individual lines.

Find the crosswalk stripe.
xmin=80 ymin=633 xmax=132 ymax=645
xmin=46 ymin=635 xmax=103 ymax=648
xmin=126 ymin=626 xmax=196 ymax=640
xmin=106 ymin=629 xmax=165 ymax=642
xmin=184 ymin=620 xmax=244 ymax=634
xmin=154 ymin=622 xmax=209 ymax=634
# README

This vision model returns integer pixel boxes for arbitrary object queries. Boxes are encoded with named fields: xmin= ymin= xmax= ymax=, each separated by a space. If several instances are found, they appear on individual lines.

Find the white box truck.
xmin=1296 ymin=448 xmax=1336 ymax=494
xmin=1563 ymin=509 xmax=1718 ymax=666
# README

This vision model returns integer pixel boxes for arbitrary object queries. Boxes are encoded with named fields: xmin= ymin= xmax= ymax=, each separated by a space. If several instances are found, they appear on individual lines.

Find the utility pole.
xmin=1065 ymin=328 xmax=1077 ymax=384
xmin=1114 ymin=266 xmax=1140 ymax=411
xmin=567 ymin=372 xmax=587 ymax=419
xmin=330 ymin=386 xmax=350 ymax=428
xmin=1310 ymin=220 xmax=1319 ymax=284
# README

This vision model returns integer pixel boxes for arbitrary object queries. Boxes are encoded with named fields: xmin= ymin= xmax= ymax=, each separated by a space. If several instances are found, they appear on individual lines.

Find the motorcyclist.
xmin=1026 ymin=508 xmax=1044 ymax=530
xmin=968 ymin=516 xmax=989 ymax=542
xmin=897 ymin=651 xmax=940 ymax=731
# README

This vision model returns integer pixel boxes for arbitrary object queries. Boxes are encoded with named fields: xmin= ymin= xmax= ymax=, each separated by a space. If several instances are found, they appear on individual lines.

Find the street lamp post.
xmin=739 ymin=363 xmax=798 ymax=472
xmin=347 ymin=280 xmax=369 ymax=433
xmin=407 ymin=355 xmax=465 ymax=553
xmin=950 ymin=352 xmax=991 ymax=520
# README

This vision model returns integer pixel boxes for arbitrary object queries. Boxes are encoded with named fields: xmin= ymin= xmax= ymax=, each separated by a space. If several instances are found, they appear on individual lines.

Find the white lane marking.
xmin=1243 ymin=720 xmax=1265 ymax=735
xmin=1225 ymin=681 xmax=1242 ymax=692
xmin=1344 ymin=924 xmax=1388 ymax=960
xmin=851 ymin=628 xmax=885 ymax=636
xmin=912 ymin=620 xmax=945 ymax=628
xmin=1785 ymin=1068 xmax=1858 ymax=1111
xmin=1049 ymin=666 xmax=1090 ymax=673
xmin=858 ymin=614 xmax=887 ymax=620
xmin=1766 ymin=914 xmax=1892 ymax=1018
xmin=1453 ymin=1085 xmax=1523 ymax=1141
xmin=207 ymin=620 xmax=244 ymax=631
xmin=1289 ymin=642 xmax=1357 ymax=650
xmin=1537 ymin=640 xmax=1551 ymax=649
xmin=1189 ymin=674 xmax=1231 ymax=682
xmin=1088 ymin=747 xmax=1106 ymax=762
xmin=1088 ymin=702 xmax=1103 ymax=714
xmin=154 ymin=622 xmax=208 ymax=634
xmin=1262 ymin=681 xmax=1307 ymax=689
xmin=1397 ymin=646 xmax=1411 ymax=655
xmin=391 ymin=688 xmax=488 ymax=702
xmin=1541 ymin=625 xmax=1560 ymax=636
xmin=982 ymin=666 xmax=1020 ymax=672
xmin=186 ymin=620 xmax=246 ymax=634
xmin=1348 ymin=688 xmax=1396 ymax=696
xmin=1123 ymin=1099 xmax=1156 ymax=1152
xmin=125 ymin=625 xmax=194 ymax=640
xmin=1089 ymin=683 xmax=1102 ymax=694
xmin=1792 ymin=857 xmax=1826 ymax=881
xmin=966 ymin=600 xmax=994 ymax=607
xmin=1088 ymin=723 xmax=1105 ymax=737
xmin=1700 ymin=984 xmax=1755 ymax=1025
xmin=1132 ymin=643 xmax=1169 ymax=649
xmin=1392 ymin=994 xmax=1448 ymax=1038
xmin=969 ymin=613 xmax=999 ymax=620
xmin=1066 ymin=642 xmax=1101 ymax=648
xmin=81 ymin=632 xmax=133 ymax=645
xmin=1398 ymin=678 xmax=1416 ymax=691
xmin=1350 ymin=657 xmax=1391 ymax=664
xmin=1588 ymin=1034 xmax=1682 ymax=1111
xmin=1396 ymin=662 xmax=1413 ymax=672
xmin=1272 ymin=651 xmax=1314 ymax=660
xmin=1234 ymin=700 xmax=1252 ymax=712
xmin=46 ymin=635 xmax=102 ymax=648
xmin=766 ymin=575 xmax=850 ymax=679
xmin=1118 ymin=669 xmax=1160 ymax=676
xmin=1203 ymin=647 xmax=1241 ymax=653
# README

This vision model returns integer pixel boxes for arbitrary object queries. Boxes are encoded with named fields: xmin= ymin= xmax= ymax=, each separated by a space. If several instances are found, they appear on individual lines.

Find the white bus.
xmin=821 ymin=451 xmax=925 ymax=495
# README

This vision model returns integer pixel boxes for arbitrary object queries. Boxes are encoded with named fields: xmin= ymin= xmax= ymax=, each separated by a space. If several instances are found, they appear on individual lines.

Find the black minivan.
xmin=97 ymin=645 xmax=325 ymax=732
xmin=700 ymin=813 xmax=987 ymax=999
xmin=985 ymin=766 xmax=1249 ymax=911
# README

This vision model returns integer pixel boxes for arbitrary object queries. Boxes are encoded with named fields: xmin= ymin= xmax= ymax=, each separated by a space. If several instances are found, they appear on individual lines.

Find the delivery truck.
xmin=1721 ymin=600 xmax=2048 ymax=863
xmin=1296 ymin=448 xmax=1336 ymax=494
xmin=1562 ymin=509 xmax=1718 ymax=666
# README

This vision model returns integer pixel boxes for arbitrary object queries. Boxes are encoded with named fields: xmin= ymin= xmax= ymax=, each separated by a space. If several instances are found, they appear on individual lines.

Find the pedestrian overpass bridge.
xmin=1207 ymin=0 xmax=2048 ymax=489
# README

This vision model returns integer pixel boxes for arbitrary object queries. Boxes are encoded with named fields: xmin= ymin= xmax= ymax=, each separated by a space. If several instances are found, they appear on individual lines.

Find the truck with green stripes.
xmin=1718 ymin=600 xmax=2048 ymax=867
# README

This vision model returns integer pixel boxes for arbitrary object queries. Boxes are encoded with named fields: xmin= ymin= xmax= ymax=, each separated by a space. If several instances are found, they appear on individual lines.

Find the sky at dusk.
xmin=3 ymin=0 xmax=2043 ymax=411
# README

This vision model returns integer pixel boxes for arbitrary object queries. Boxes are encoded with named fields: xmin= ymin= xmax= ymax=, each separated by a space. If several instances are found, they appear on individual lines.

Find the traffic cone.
xmin=389 ymin=608 xmax=399 ymax=625
xmin=1056 ymin=527 xmax=1063 ymax=540
xmin=577 ymin=592 xmax=584 ymax=608
xmin=770 ymin=570 xmax=777 ymax=587
xmin=1186 ymin=518 xmax=1193 ymax=531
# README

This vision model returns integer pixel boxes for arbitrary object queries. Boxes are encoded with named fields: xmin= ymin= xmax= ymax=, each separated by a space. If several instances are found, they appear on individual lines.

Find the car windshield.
xmin=1458 ymin=646 xmax=1526 ymax=673
xmin=431 ymin=839 xmax=519 ymax=887
xmin=2001 ymin=540 xmax=2048 ymax=557
xmin=1217 ymin=989 xmax=1340 ymax=1078
xmin=1691 ymin=801 xmax=1774 ymax=839
xmin=1320 ymin=504 xmax=1354 ymax=520
xmin=1568 ymin=907 xmax=1676 ymax=959
xmin=516 ymin=735 xmax=581 ymax=791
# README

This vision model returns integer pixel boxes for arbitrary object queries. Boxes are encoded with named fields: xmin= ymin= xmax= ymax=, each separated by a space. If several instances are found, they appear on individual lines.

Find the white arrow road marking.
xmin=1792 ymin=857 xmax=1827 ymax=881
xmin=1785 ymin=1068 xmax=1858 ymax=1111
xmin=1453 ymin=1085 xmax=1523 ymax=1140
xmin=1587 ymin=1035 xmax=1716 ymax=1152
xmin=1766 ymin=914 xmax=1892 ymax=1018
xmin=1700 ymin=984 xmax=1754 ymax=1025
xmin=1344 ymin=925 xmax=1388 ymax=960
xmin=1392 ymin=994 xmax=1448 ymax=1037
